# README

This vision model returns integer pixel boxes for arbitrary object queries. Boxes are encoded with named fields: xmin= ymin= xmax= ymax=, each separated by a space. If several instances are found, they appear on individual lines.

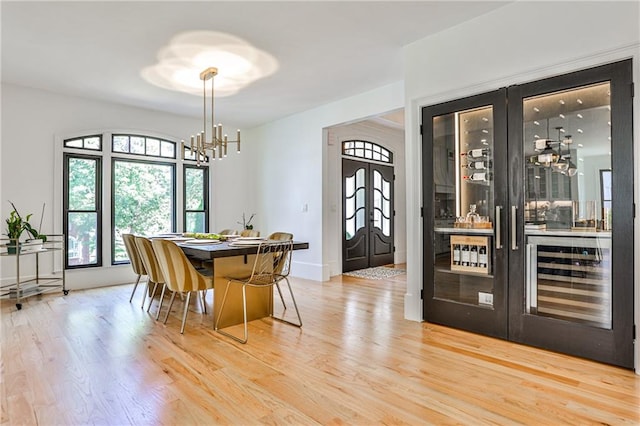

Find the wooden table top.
xmin=179 ymin=240 xmax=309 ymax=260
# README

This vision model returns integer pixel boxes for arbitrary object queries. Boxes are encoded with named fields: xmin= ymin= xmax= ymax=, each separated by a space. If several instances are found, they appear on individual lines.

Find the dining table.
xmin=175 ymin=238 xmax=309 ymax=329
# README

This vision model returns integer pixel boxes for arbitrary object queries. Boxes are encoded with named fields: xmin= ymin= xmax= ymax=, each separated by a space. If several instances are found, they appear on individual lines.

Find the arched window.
xmin=342 ymin=140 xmax=392 ymax=163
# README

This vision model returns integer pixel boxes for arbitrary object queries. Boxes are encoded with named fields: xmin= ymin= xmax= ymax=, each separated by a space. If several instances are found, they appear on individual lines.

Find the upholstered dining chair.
xmin=215 ymin=240 xmax=302 ymax=343
xmin=122 ymin=233 xmax=148 ymax=307
xmin=240 ymin=229 xmax=260 ymax=237
xmin=219 ymin=229 xmax=239 ymax=236
xmin=134 ymin=236 xmax=166 ymax=320
xmin=151 ymin=238 xmax=214 ymax=334
xmin=267 ymin=232 xmax=293 ymax=241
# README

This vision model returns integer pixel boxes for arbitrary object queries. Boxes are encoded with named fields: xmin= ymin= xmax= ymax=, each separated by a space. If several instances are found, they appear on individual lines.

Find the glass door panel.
xmin=523 ymin=82 xmax=613 ymax=329
xmin=433 ymin=106 xmax=495 ymax=306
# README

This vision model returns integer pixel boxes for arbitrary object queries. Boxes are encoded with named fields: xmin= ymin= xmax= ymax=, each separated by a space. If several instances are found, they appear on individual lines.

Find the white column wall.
xmin=246 ymin=82 xmax=404 ymax=281
xmin=403 ymin=1 xmax=640 ymax=369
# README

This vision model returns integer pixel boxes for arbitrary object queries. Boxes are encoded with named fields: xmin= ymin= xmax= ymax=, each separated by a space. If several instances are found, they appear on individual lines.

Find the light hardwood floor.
xmin=1 ymin=271 xmax=639 ymax=425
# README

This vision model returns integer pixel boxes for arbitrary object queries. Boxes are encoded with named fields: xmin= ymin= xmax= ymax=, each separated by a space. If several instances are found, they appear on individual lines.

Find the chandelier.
xmin=530 ymin=125 xmax=577 ymax=177
xmin=182 ymin=67 xmax=240 ymax=165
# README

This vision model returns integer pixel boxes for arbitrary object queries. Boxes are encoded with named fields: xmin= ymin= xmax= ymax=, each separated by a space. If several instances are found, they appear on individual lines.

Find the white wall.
xmin=326 ymin=120 xmax=406 ymax=276
xmin=247 ymin=82 xmax=405 ymax=281
xmin=403 ymin=1 xmax=640 ymax=367
xmin=0 ymin=83 xmax=256 ymax=289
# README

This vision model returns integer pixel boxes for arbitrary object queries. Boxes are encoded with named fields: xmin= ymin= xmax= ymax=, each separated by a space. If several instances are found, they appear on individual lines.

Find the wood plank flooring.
xmin=1 ymin=271 xmax=639 ymax=425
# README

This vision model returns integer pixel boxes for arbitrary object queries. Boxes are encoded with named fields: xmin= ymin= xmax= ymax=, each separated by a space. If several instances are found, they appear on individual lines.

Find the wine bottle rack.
xmin=526 ymin=235 xmax=611 ymax=328
xmin=450 ymin=235 xmax=490 ymax=274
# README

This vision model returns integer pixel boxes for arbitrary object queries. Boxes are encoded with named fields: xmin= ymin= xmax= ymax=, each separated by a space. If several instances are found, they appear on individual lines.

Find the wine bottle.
xmin=470 ymin=245 xmax=478 ymax=267
xmin=463 ymin=160 xmax=492 ymax=170
xmin=453 ymin=244 xmax=460 ymax=265
xmin=463 ymin=172 xmax=493 ymax=182
xmin=478 ymin=245 xmax=488 ymax=268
xmin=461 ymin=245 xmax=470 ymax=266
xmin=461 ymin=148 xmax=490 ymax=158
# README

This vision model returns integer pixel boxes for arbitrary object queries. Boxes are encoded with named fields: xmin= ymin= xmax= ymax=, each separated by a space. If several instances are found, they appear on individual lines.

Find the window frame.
xmin=110 ymin=156 xmax=177 ymax=265
xmin=342 ymin=140 xmax=393 ymax=164
xmin=183 ymin=164 xmax=210 ymax=233
xmin=63 ymin=152 xmax=103 ymax=269
xmin=59 ymin=130 xmax=212 ymax=270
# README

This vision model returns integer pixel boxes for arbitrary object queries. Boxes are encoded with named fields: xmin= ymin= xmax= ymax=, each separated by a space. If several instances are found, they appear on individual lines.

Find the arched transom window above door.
xmin=342 ymin=140 xmax=393 ymax=164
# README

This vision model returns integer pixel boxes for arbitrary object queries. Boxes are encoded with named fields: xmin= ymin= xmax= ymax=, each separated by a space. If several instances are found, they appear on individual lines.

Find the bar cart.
xmin=1 ymin=234 xmax=67 ymax=310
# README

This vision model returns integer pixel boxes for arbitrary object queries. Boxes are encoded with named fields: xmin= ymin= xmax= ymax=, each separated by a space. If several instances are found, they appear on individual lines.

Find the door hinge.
xmin=631 ymin=82 xmax=635 ymax=98
xmin=421 ymin=207 xmax=424 ymax=217
xmin=634 ymin=324 xmax=637 ymax=340
xmin=394 ymin=209 xmax=396 ymax=217
xmin=393 ymin=246 xmax=396 ymax=252
xmin=420 ymin=289 xmax=424 ymax=300
xmin=420 ymin=124 xmax=423 ymax=135
xmin=633 ymin=203 xmax=636 ymax=218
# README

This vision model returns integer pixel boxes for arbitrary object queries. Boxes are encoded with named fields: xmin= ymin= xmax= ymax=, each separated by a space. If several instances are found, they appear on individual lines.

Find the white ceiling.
xmin=1 ymin=1 xmax=507 ymax=129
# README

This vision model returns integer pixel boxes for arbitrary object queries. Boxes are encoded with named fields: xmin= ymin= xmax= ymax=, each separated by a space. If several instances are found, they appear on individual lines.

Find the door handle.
xmin=511 ymin=205 xmax=519 ymax=251
xmin=495 ymin=206 xmax=502 ymax=249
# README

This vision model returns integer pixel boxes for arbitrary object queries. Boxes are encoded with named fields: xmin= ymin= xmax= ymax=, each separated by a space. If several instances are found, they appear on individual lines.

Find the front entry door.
xmin=342 ymin=158 xmax=394 ymax=272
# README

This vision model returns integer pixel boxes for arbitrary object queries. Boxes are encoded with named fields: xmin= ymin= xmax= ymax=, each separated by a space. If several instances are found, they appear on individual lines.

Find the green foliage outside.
xmin=113 ymin=161 xmax=173 ymax=262
xmin=67 ymin=156 xmax=207 ymax=265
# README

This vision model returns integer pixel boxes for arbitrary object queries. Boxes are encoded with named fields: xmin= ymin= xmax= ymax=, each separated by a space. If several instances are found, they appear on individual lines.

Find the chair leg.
xmin=164 ymin=291 xmax=177 ymax=324
xmin=275 ymin=281 xmax=287 ymax=309
xmin=215 ymin=281 xmax=248 ymax=343
xmin=214 ymin=282 xmax=232 ymax=331
xmin=200 ymin=290 xmax=207 ymax=314
xmin=146 ymin=281 xmax=159 ymax=313
xmin=180 ymin=292 xmax=192 ymax=334
xmin=128 ymin=275 xmax=141 ymax=303
xmin=156 ymin=284 xmax=167 ymax=320
xmin=272 ymin=277 xmax=302 ymax=327
xmin=141 ymin=277 xmax=150 ymax=309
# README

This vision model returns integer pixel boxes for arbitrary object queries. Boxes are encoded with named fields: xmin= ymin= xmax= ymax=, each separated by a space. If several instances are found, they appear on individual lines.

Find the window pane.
xmin=161 ymin=141 xmax=175 ymax=158
xmin=68 ymin=158 xmax=96 ymax=210
xmin=146 ymin=138 xmax=160 ymax=156
xmin=68 ymin=212 xmax=98 ymax=266
xmin=85 ymin=137 xmax=101 ymax=150
xmin=186 ymin=212 xmax=206 ymax=233
xmin=65 ymin=139 xmax=83 ymax=148
xmin=113 ymin=136 xmax=129 ymax=152
xmin=113 ymin=161 xmax=174 ymax=262
xmin=185 ymin=168 xmax=205 ymax=210
xmin=130 ymin=136 xmax=145 ymax=154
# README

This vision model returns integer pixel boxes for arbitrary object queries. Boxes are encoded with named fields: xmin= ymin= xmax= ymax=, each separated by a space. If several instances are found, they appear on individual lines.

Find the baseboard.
xmin=291 ymin=261 xmax=326 ymax=281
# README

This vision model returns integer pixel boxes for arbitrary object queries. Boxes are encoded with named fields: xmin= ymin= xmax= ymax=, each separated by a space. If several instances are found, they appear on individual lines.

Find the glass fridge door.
xmin=422 ymin=89 xmax=508 ymax=339
xmin=508 ymin=59 xmax=634 ymax=368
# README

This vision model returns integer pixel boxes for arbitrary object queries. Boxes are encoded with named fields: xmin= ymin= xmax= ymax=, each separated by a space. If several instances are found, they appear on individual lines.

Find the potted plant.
xmin=237 ymin=213 xmax=256 ymax=230
xmin=4 ymin=203 xmax=47 ymax=254
xmin=5 ymin=210 xmax=27 ymax=254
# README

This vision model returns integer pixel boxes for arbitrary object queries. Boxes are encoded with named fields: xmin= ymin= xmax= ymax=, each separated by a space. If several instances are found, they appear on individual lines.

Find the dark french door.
xmin=342 ymin=158 xmax=394 ymax=272
xmin=506 ymin=60 xmax=634 ymax=368
xmin=422 ymin=59 xmax=634 ymax=368
xmin=422 ymin=89 xmax=509 ymax=338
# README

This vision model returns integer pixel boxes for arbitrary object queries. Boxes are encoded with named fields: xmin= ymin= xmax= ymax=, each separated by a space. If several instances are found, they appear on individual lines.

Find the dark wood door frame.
xmin=342 ymin=158 xmax=394 ymax=272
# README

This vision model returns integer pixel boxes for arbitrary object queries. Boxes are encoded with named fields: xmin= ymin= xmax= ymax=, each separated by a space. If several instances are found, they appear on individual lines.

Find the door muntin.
xmin=343 ymin=160 xmax=369 ymax=271
xmin=370 ymin=164 xmax=394 ymax=266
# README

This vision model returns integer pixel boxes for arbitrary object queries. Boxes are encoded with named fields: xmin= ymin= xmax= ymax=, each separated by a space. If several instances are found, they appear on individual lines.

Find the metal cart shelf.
xmin=1 ymin=234 xmax=67 ymax=310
